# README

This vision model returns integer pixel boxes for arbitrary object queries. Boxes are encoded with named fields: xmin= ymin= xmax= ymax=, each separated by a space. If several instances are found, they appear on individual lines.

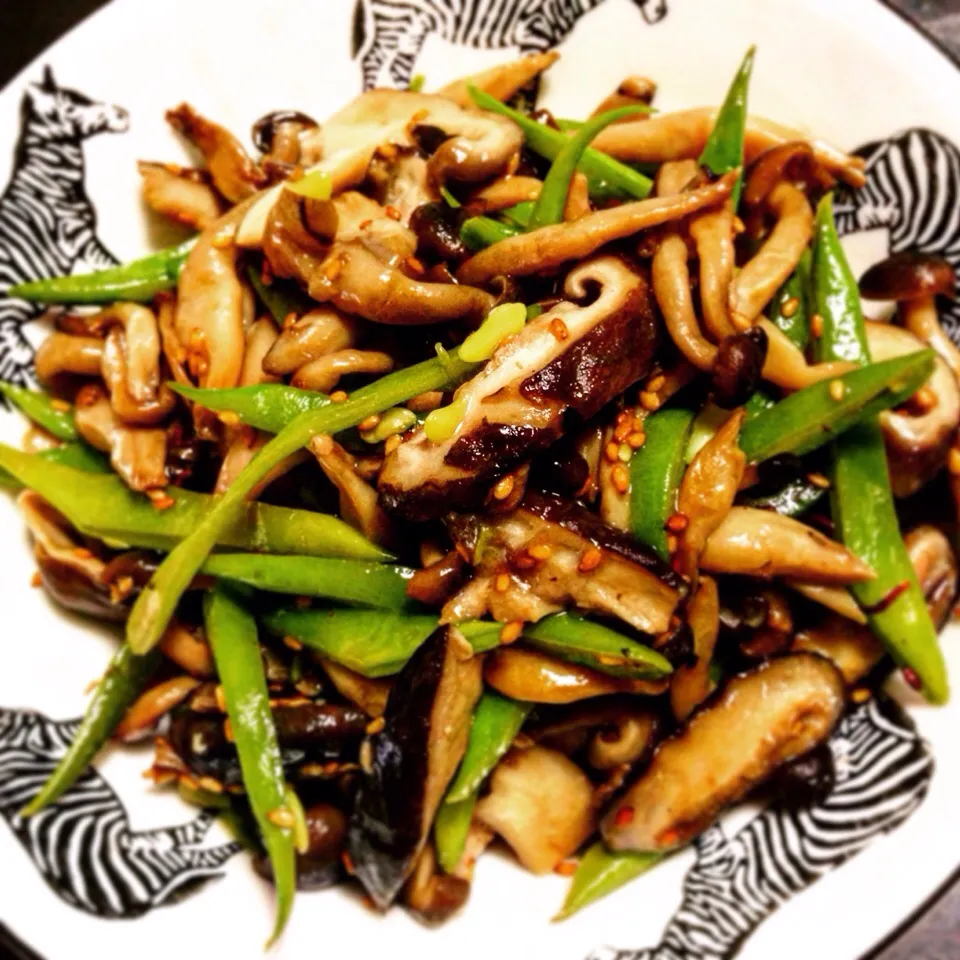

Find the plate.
xmin=0 ymin=1 xmax=958 ymax=958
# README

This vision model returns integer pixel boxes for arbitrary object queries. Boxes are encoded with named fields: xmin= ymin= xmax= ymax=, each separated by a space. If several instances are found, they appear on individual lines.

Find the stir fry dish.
xmin=6 ymin=47 xmax=959 ymax=939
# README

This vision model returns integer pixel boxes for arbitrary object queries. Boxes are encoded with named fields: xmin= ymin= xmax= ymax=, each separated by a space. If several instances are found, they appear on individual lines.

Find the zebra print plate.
xmin=0 ymin=1 xmax=959 ymax=958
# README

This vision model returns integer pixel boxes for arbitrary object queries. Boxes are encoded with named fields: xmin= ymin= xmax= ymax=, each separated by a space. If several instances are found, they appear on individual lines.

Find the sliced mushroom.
xmin=380 ymin=256 xmax=659 ymax=519
xmin=670 ymin=576 xmax=720 ymax=722
xmin=742 ymin=141 xmax=833 ymax=208
xmin=590 ymin=76 xmax=658 ymax=117
xmin=437 ymin=51 xmax=560 ymax=109
xmin=137 ymin=161 xmax=224 ymax=230
xmin=859 ymin=251 xmax=956 ymax=303
xmin=474 ymin=745 xmax=594 ymax=874
xmin=403 ymin=844 xmax=470 ymax=924
xmin=405 ymin=549 xmax=469 ymax=608
xmin=591 ymin=108 xmax=865 ymax=186
xmin=443 ymin=491 xmax=684 ymax=636
xmin=465 ymin=175 xmax=544 ymax=214
xmin=792 ymin=615 xmax=884 ymax=685
xmin=601 ymin=654 xmax=845 ymax=853
xmin=166 ymin=103 xmax=266 ymax=203
xmin=456 ymin=171 xmax=737 ymax=285
xmin=251 ymin=110 xmax=321 ymax=169
xmin=690 ymin=206 xmax=736 ymax=340
xmin=319 ymin=659 xmax=391 ymax=718
xmin=292 ymin=348 xmax=394 ymax=392
xmin=262 ymin=307 xmax=358 ymax=376
xmin=904 ymin=524 xmax=958 ymax=629
xmin=866 ymin=321 xmax=960 ymax=496
xmin=587 ymin=710 xmax=659 ymax=771
xmin=700 ymin=506 xmax=875 ymax=584
xmin=484 ymin=647 xmax=667 ymax=703
xmin=901 ymin=296 xmax=960 ymax=385
xmin=115 ymin=677 xmax=201 ymax=743
xmin=786 ymin=581 xmax=867 ymax=625
xmin=376 ymin=152 xmax=436 ymax=224
xmin=348 ymin=626 xmax=482 ymax=909
xmin=34 ymin=332 xmax=103 ymax=384
xmin=759 ymin=319 xmax=855 ymax=390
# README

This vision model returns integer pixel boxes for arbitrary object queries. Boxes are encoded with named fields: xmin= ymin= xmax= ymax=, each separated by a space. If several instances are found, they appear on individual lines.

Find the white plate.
xmin=0 ymin=1 xmax=958 ymax=958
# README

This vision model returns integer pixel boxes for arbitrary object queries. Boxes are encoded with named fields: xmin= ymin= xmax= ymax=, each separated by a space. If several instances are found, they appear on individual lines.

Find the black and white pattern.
xmin=0 ymin=67 xmax=127 ymax=387
xmin=586 ymin=695 xmax=934 ymax=960
xmin=352 ymin=0 xmax=668 ymax=90
xmin=834 ymin=127 xmax=960 ymax=343
xmin=0 ymin=707 xmax=240 ymax=919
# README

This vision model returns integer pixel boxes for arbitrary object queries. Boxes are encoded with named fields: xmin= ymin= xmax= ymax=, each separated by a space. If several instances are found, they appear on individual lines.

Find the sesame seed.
xmin=613 ymin=420 xmax=632 ymax=443
xmin=549 ymin=317 xmax=569 ymax=341
xmin=283 ymin=634 xmax=304 ymax=651
xmin=214 ymin=685 xmax=227 ymax=713
xmin=780 ymin=296 xmax=799 ymax=319
xmin=666 ymin=512 xmax=688 ymax=533
xmin=50 ymin=398 xmax=71 ymax=413
xmin=323 ymin=258 xmax=343 ymax=281
xmin=146 ymin=488 xmax=175 ymax=511
xmin=806 ymin=472 xmax=831 ymax=489
xmin=851 ymin=687 xmax=871 ymax=704
xmin=30 ymin=571 xmax=42 ymax=588
xmin=405 ymin=255 xmax=426 ymax=275
xmin=384 ymin=205 xmax=402 ymax=221
xmin=267 ymin=806 xmax=296 ymax=829
xmin=72 ymin=546 xmax=93 ymax=560
xmin=647 ymin=374 xmax=665 ymax=392
xmin=495 ymin=572 xmax=511 ymax=593
xmin=605 ymin=441 xmax=621 ymax=463
xmin=329 ymin=390 xmax=348 ymax=403
xmin=618 ymin=443 xmax=632 ymax=463
xmin=283 ymin=312 xmax=298 ymax=329
xmin=948 ymin=447 xmax=960 ymax=476
xmin=666 ymin=533 xmax=679 ymax=554
xmin=384 ymin=434 xmax=402 ymax=455
xmin=218 ymin=411 xmax=240 ymax=426
xmin=612 ymin=463 xmax=629 ymax=494
xmin=578 ymin=548 xmax=603 ymax=573
xmin=627 ymin=431 xmax=646 ymax=449
xmin=828 ymin=379 xmax=845 ymax=402
xmin=223 ymin=718 xmax=234 ymax=742
xmin=554 ymin=859 xmax=578 ymax=877
xmin=640 ymin=391 xmax=661 ymax=411
xmin=528 ymin=543 xmax=552 ymax=561
xmin=360 ymin=740 xmax=374 ymax=773
xmin=492 ymin=475 xmax=515 ymax=500
xmin=366 ymin=717 xmax=385 ymax=735
xmin=197 ymin=776 xmax=224 ymax=794
xmin=810 ymin=313 xmax=824 ymax=338
xmin=631 ymin=414 xmax=646 ymax=431
xmin=358 ymin=414 xmax=381 ymax=432
xmin=910 ymin=386 xmax=937 ymax=414
xmin=499 ymin=620 xmax=524 ymax=644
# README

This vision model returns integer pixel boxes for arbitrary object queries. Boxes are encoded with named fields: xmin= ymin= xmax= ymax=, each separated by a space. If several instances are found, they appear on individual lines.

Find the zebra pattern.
xmin=352 ymin=0 xmax=668 ymax=90
xmin=0 ymin=707 xmax=239 ymax=919
xmin=0 ymin=67 xmax=127 ymax=387
xmin=834 ymin=127 xmax=960 ymax=344
xmin=587 ymin=694 xmax=934 ymax=960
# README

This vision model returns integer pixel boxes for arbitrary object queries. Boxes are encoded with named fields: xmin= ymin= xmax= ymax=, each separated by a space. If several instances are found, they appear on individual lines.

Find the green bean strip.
xmin=0 ymin=443 xmax=110 ymax=490
xmin=499 ymin=201 xmax=535 ymax=229
xmin=9 ymin=239 xmax=194 ymax=304
xmin=0 ymin=445 xmax=388 ymax=560
xmin=460 ymin=215 xmax=521 ymax=251
xmin=203 ymin=554 xmax=415 ymax=609
xmin=469 ymin=87 xmax=653 ymax=201
xmin=126 ymin=348 xmax=481 ymax=655
xmin=204 ymin=586 xmax=295 ymax=945
xmin=739 ymin=350 xmax=935 ymax=463
xmin=528 ymin=106 xmax=648 ymax=229
xmin=170 ymin=382 xmax=329 ymax=434
xmin=629 ymin=403 xmax=697 ymax=560
xmin=555 ymin=842 xmax=663 ymax=921
xmin=698 ymin=46 xmax=755 ymax=208
xmin=247 ymin=266 xmax=313 ymax=325
xmin=434 ymin=796 xmax=477 ymax=874
xmin=21 ymin=644 xmax=161 ymax=815
xmin=0 ymin=384 xmax=78 ymax=440
xmin=446 ymin=693 xmax=531 ymax=801
xmin=813 ymin=194 xmax=948 ymax=703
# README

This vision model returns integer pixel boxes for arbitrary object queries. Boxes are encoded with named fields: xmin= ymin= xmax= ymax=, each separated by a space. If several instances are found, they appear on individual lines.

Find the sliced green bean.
xmin=0 ymin=384 xmax=77 ymax=440
xmin=170 ymin=382 xmax=329 ymax=434
xmin=41 ymin=443 xmax=110 ymax=473
xmin=204 ymin=585 xmax=295 ymax=946
xmin=126 ymin=347 xmax=481 ymax=655
xmin=0 ymin=445 xmax=388 ymax=560
xmin=555 ymin=842 xmax=663 ymax=921
xmin=434 ymin=795 xmax=477 ymax=874
xmin=523 ymin=612 xmax=672 ymax=679
xmin=699 ymin=46 xmax=755 ymax=208
xmin=203 ymin=554 xmax=415 ymax=609
xmin=469 ymin=87 xmax=653 ymax=201
xmin=460 ymin=215 xmax=521 ymax=251
xmin=528 ymin=106 xmax=647 ymax=230
xmin=21 ymin=644 xmax=161 ymax=815
xmin=739 ymin=350 xmax=935 ymax=463
xmin=10 ymin=239 xmax=194 ymax=304
xmin=499 ymin=201 xmax=535 ymax=229
xmin=813 ymin=194 xmax=948 ymax=704
xmin=629 ymin=403 xmax=697 ymax=560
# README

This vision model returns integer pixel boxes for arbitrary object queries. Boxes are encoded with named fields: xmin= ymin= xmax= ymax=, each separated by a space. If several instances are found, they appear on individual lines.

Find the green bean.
xmin=0 ymin=383 xmax=77 ymax=440
xmin=170 ymin=382 xmax=329 ymax=434
xmin=0 ymin=443 xmax=110 ymax=490
xmin=522 ymin=612 xmax=672 ymax=679
xmin=434 ymin=795 xmax=477 ymax=874
xmin=739 ymin=350 xmax=935 ymax=463
xmin=469 ymin=86 xmax=653 ymax=201
xmin=247 ymin=266 xmax=313 ymax=325
xmin=460 ymin=215 xmax=521 ymax=251
xmin=698 ymin=46 xmax=755 ymax=208
xmin=813 ymin=194 xmax=948 ymax=704
xmin=446 ymin=693 xmax=531 ymax=802
xmin=203 ymin=554 xmax=415 ymax=609
xmin=261 ymin=608 xmax=439 ymax=677
xmin=21 ymin=644 xmax=161 ymax=815
xmin=555 ymin=842 xmax=663 ymax=921
xmin=499 ymin=201 xmax=535 ymax=229
xmin=9 ymin=239 xmax=194 ymax=304
xmin=178 ymin=781 xmax=259 ymax=850
xmin=528 ymin=106 xmax=648 ymax=229
xmin=629 ymin=403 xmax=697 ymax=560
xmin=126 ymin=347 xmax=481 ymax=656
xmin=0 ymin=445 xmax=388 ymax=560
xmin=738 ymin=475 xmax=826 ymax=517
xmin=204 ymin=585 xmax=295 ymax=945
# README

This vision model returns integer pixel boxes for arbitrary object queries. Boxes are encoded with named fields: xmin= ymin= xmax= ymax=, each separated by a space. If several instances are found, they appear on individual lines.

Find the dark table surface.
xmin=1 ymin=1 xmax=959 ymax=959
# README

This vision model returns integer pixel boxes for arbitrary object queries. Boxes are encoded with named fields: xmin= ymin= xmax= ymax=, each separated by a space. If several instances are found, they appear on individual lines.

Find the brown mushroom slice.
xmin=859 ymin=251 xmax=956 ymax=303
xmin=403 ymin=844 xmax=471 ymax=924
xmin=792 ymin=616 xmax=884 ymax=685
xmin=759 ymin=320 xmax=855 ymax=390
xmin=377 ymin=153 xmax=436 ymax=224
xmin=319 ymin=659 xmax=391 ymax=718
xmin=101 ymin=328 xmax=176 ymax=426
xmin=904 ymin=525 xmax=958 ymax=629
xmin=587 ymin=710 xmax=659 ymax=770
xmin=591 ymin=108 xmax=865 ymax=186
xmin=437 ymin=51 xmax=560 ymax=109
xmin=292 ymin=349 xmax=394 ymax=392
xmin=484 ymin=647 xmax=667 ymax=704
xmin=465 ymin=175 xmax=544 ymax=214
xmin=602 ymin=654 xmax=845 ymax=854
xmin=729 ymin=183 xmax=813 ymax=329
xmin=34 ymin=333 xmax=104 ymax=384
xmin=263 ymin=307 xmax=358 ymax=376
xmin=310 ymin=434 xmax=393 ymax=546
xmin=166 ymin=103 xmax=266 ymax=203
xmin=900 ymin=296 xmax=960 ymax=384
xmin=786 ymin=581 xmax=867 ymax=625
xmin=444 ymin=490 xmax=684 ymax=635
xmin=670 ymin=576 xmax=720 ymax=722
xmin=590 ymin=76 xmax=658 ymax=117
xmin=866 ymin=321 xmax=960 ymax=497
xmin=158 ymin=620 xmax=215 ymax=679
xmin=474 ymin=746 xmax=594 ymax=874
xmin=252 ymin=111 xmax=322 ymax=168
xmin=115 ymin=677 xmax=201 ymax=743
xmin=348 ymin=626 xmax=482 ymax=909
xmin=456 ymin=170 xmax=737 ymax=285
xmin=690 ymin=207 xmax=736 ymax=340
xmin=380 ymin=256 xmax=659 ymax=519
xmin=137 ymin=161 xmax=224 ymax=230
xmin=674 ymin=409 xmax=746 ymax=580
xmin=700 ymin=506 xmax=875 ymax=584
